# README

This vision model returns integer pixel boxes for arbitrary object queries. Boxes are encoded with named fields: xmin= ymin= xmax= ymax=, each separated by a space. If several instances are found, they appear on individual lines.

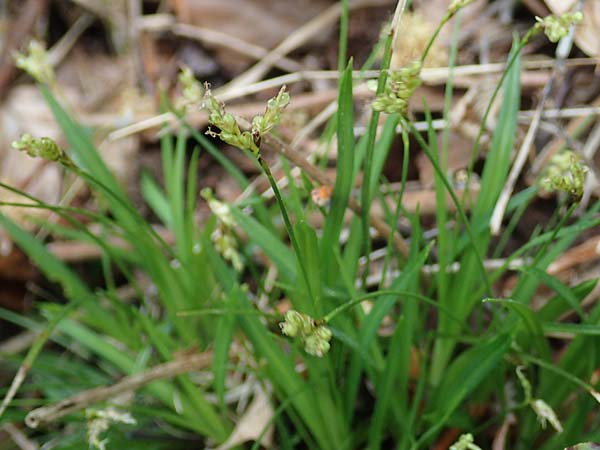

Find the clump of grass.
xmin=0 ymin=3 xmax=598 ymax=450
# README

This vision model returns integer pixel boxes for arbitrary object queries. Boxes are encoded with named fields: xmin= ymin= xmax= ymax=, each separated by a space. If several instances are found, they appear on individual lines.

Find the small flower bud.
xmin=531 ymin=399 xmax=563 ymax=433
xmin=449 ymin=433 xmax=482 ymax=450
xmin=176 ymin=66 xmax=204 ymax=110
xmin=540 ymin=150 xmax=588 ymax=200
xmin=372 ymin=61 xmax=422 ymax=118
xmin=12 ymin=134 xmax=73 ymax=167
xmin=448 ymin=0 xmax=476 ymax=15
xmin=280 ymin=310 xmax=306 ymax=337
xmin=304 ymin=331 xmax=331 ymax=357
xmin=535 ymin=12 xmax=584 ymax=43
xmin=13 ymin=40 xmax=55 ymax=85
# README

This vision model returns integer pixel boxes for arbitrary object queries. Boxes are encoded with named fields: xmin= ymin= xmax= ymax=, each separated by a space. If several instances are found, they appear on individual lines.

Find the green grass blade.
xmin=230 ymin=205 xmax=296 ymax=280
xmin=430 ymin=39 xmax=521 ymax=385
xmin=320 ymin=60 xmax=355 ymax=281
xmin=424 ymin=333 xmax=511 ymax=443
xmin=517 ymin=267 xmax=586 ymax=320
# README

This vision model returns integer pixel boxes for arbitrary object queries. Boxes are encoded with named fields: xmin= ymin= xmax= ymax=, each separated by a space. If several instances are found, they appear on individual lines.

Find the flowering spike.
xmin=203 ymin=85 xmax=289 ymax=156
xmin=13 ymin=40 xmax=55 ymax=85
xmin=372 ymin=61 xmax=422 ymax=118
xmin=201 ymin=188 xmax=244 ymax=272
xmin=449 ymin=433 xmax=482 ymax=450
xmin=448 ymin=0 xmax=475 ymax=16
xmin=535 ymin=12 xmax=584 ymax=43
xmin=176 ymin=66 xmax=204 ymax=110
xmin=12 ymin=134 xmax=74 ymax=167
xmin=540 ymin=150 xmax=588 ymax=200
xmin=279 ymin=310 xmax=332 ymax=357
xmin=531 ymin=399 xmax=563 ymax=433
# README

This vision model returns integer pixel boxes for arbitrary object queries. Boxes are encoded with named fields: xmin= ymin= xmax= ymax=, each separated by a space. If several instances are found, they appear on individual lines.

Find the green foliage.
xmin=1 ymin=5 xmax=598 ymax=450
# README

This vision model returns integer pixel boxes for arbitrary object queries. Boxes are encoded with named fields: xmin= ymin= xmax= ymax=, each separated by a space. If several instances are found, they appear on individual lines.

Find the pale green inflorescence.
xmin=86 ymin=407 xmax=136 ymax=450
xmin=176 ymin=66 xmax=204 ymax=110
xmin=516 ymin=367 xmax=563 ymax=433
xmin=448 ymin=0 xmax=476 ymax=16
xmin=13 ymin=40 xmax=55 ymax=85
xmin=449 ymin=433 xmax=482 ymax=450
xmin=204 ymin=85 xmax=290 ymax=156
xmin=372 ymin=60 xmax=422 ymax=118
xmin=12 ymin=134 xmax=74 ymax=167
xmin=280 ymin=310 xmax=333 ymax=357
xmin=201 ymin=188 xmax=243 ymax=272
xmin=531 ymin=399 xmax=563 ymax=433
xmin=540 ymin=150 xmax=588 ymax=200
xmin=251 ymin=86 xmax=290 ymax=136
xmin=535 ymin=11 xmax=583 ymax=43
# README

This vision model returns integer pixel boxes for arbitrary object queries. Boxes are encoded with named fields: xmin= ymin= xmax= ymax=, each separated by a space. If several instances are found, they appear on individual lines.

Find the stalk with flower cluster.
xmin=202 ymin=85 xmax=317 ymax=306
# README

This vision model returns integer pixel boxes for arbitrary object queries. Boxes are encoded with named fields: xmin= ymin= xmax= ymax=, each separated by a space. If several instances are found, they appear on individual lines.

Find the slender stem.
xmin=529 ymin=201 xmax=578 ymax=269
xmin=379 ymin=119 xmax=408 ymax=288
xmin=467 ymin=27 xmax=538 ymax=174
xmin=323 ymin=289 xmax=467 ymax=331
xmin=473 ymin=199 xmax=582 ymax=303
xmin=257 ymin=155 xmax=315 ymax=302
xmin=360 ymin=30 xmax=394 ymax=287
xmin=408 ymin=122 xmax=492 ymax=294
xmin=420 ymin=13 xmax=451 ymax=65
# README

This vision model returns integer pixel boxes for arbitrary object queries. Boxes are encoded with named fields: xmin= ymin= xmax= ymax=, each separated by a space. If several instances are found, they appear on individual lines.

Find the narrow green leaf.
xmin=321 ymin=60 xmax=354 ymax=280
xmin=429 ymin=333 xmax=511 ymax=423
xmin=517 ymin=267 xmax=586 ymax=320
xmin=230 ymin=205 xmax=296 ymax=280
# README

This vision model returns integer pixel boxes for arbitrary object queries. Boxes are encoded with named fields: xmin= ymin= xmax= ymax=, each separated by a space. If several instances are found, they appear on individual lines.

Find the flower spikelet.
xmin=13 ymin=40 xmax=55 ymax=85
xmin=86 ymin=407 xmax=136 ymax=450
xmin=204 ymin=85 xmax=290 ymax=156
xmin=12 ymin=134 xmax=74 ymax=167
xmin=449 ymin=433 xmax=482 ymax=450
xmin=201 ymin=188 xmax=243 ymax=272
xmin=535 ymin=12 xmax=584 ymax=43
xmin=372 ymin=61 xmax=422 ymax=118
xmin=532 ymin=399 xmax=563 ymax=433
xmin=176 ymin=66 xmax=204 ymax=110
xmin=540 ymin=150 xmax=588 ymax=200
xmin=252 ymin=86 xmax=290 ymax=136
xmin=279 ymin=310 xmax=332 ymax=357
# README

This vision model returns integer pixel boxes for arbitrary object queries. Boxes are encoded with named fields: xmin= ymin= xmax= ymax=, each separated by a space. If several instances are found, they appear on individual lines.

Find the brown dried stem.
xmin=25 ymin=351 xmax=212 ymax=429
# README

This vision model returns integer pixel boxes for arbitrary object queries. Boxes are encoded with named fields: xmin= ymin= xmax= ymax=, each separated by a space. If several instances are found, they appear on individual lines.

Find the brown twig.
xmin=25 ymin=351 xmax=212 ymax=429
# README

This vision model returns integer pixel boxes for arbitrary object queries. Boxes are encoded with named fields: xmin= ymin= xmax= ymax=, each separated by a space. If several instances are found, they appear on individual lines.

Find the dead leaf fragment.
xmin=215 ymin=385 xmax=274 ymax=450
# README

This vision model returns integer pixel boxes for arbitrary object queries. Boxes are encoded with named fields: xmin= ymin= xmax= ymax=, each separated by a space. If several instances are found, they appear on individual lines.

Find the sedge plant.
xmin=0 ymin=3 xmax=599 ymax=450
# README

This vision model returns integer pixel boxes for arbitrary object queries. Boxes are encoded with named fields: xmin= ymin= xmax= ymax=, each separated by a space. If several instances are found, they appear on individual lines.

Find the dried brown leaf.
xmin=214 ymin=385 xmax=274 ymax=450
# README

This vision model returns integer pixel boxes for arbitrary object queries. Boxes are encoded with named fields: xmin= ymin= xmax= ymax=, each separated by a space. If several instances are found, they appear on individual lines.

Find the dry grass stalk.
xmin=25 ymin=351 xmax=213 ymax=429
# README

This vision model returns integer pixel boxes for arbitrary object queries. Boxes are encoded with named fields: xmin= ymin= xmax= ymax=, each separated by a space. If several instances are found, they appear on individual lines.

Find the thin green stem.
xmin=360 ymin=30 xmax=394 ymax=287
xmin=379 ymin=119 xmax=408 ymax=289
xmin=466 ymin=27 xmax=538 ymax=174
xmin=529 ymin=201 xmax=578 ymax=270
xmin=322 ymin=290 xmax=467 ymax=331
xmin=472 ymin=200 xmax=581 ymax=303
xmin=408 ymin=122 xmax=492 ymax=294
xmin=257 ymin=155 xmax=315 ymax=303
xmin=420 ymin=13 xmax=451 ymax=65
